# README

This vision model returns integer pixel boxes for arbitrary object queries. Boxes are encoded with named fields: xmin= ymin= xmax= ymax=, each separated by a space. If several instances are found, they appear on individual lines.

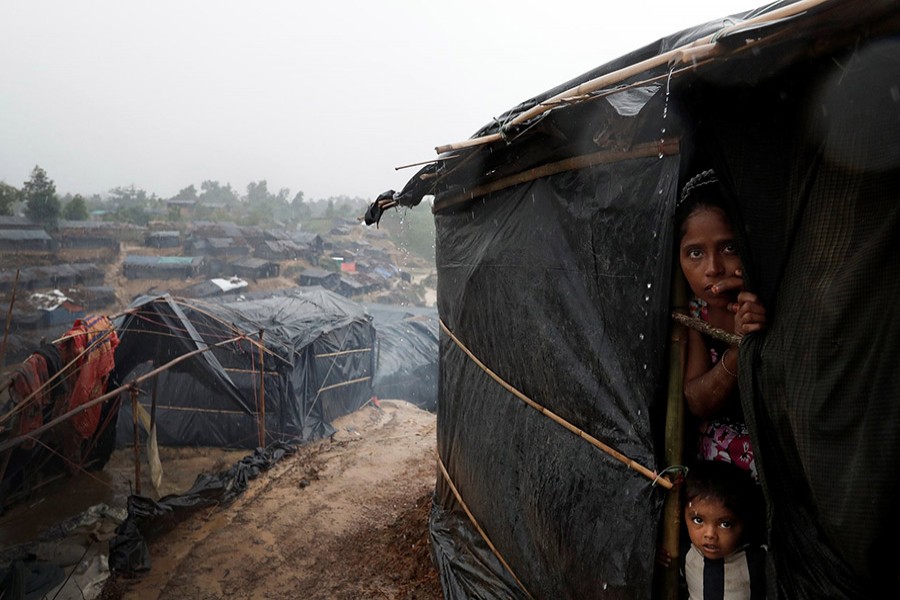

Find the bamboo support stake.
xmin=0 ymin=334 xmax=247 ymax=455
xmin=258 ymin=329 xmax=266 ymax=448
xmin=130 ymin=386 xmax=141 ymax=496
xmin=439 ymin=319 xmax=673 ymax=489
xmin=0 ymin=269 xmax=20 ymax=371
xmin=436 ymin=453 xmax=533 ymax=599
xmin=670 ymin=311 xmax=741 ymax=346
xmin=657 ymin=273 xmax=689 ymax=600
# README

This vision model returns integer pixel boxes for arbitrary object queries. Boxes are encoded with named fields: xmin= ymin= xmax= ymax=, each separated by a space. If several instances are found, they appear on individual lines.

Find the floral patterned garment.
xmin=689 ymin=298 xmax=757 ymax=481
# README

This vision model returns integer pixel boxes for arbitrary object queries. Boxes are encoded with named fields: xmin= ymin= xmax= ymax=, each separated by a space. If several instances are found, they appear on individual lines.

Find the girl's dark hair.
xmin=676 ymin=169 xmax=728 ymax=239
xmin=683 ymin=460 xmax=764 ymax=543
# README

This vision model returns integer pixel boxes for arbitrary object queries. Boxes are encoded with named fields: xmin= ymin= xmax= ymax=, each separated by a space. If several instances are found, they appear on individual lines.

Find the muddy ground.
xmin=2 ymin=400 xmax=442 ymax=599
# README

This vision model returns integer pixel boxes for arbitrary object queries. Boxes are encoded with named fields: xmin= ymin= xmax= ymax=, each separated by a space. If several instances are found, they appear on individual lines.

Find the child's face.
xmin=679 ymin=207 xmax=741 ymax=309
xmin=685 ymin=496 xmax=745 ymax=560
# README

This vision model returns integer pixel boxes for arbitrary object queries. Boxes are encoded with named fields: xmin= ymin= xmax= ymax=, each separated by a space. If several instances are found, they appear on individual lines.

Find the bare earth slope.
xmin=104 ymin=400 xmax=441 ymax=600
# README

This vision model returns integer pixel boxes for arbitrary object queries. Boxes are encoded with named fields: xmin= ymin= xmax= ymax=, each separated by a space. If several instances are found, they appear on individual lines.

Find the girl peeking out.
xmin=676 ymin=169 xmax=766 ymax=480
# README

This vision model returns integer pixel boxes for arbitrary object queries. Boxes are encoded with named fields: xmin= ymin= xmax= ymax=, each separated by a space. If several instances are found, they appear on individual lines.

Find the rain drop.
xmin=639 ymin=333 xmax=645 ymax=341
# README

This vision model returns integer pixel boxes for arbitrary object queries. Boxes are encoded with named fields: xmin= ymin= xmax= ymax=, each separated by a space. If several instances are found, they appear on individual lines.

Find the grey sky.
xmin=1 ymin=0 xmax=754 ymax=202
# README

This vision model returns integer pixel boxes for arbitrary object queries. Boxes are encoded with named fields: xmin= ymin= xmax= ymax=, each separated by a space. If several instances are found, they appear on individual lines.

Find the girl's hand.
xmin=731 ymin=291 xmax=766 ymax=336
xmin=711 ymin=268 xmax=744 ymax=299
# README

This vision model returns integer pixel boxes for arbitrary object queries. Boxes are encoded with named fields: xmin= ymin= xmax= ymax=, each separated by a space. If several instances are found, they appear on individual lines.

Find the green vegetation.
xmin=23 ymin=165 xmax=60 ymax=225
xmin=62 ymin=194 xmax=89 ymax=220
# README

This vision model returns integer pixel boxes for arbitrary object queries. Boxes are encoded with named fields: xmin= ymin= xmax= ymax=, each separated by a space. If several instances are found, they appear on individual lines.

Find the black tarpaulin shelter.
xmin=368 ymin=304 xmax=439 ymax=412
xmin=112 ymin=287 xmax=376 ymax=448
xmin=368 ymin=1 xmax=900 ymax=598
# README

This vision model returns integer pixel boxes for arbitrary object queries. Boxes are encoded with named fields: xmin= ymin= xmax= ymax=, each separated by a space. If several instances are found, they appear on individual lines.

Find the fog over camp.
xmin=1 ymin=1 xmax=752 ymax=202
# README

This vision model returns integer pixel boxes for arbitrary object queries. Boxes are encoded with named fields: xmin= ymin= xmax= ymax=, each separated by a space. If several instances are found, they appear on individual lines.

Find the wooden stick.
xmin=434 ymin=0 xmax=832 ymax=155
xmin=0 ymin=334 xmax=247 ymax=454
xmin=670 ymin=311 xmax=741 ymax=346
xmin=394 ymin=154 xmax=459 ymax=170
xmin=131 ymin=386 xmax=141 ymax=496
xmin=258 ymin=329 xmax=265 ymax=448
xmin=658 ymin=269 xmax=688 ymax=600
xmin=314 ymin=348 xmax=372 ymax=358
xmin=433 ymin=139 xmax=679 ymax=213
xmin=316 ymin=376 xmax=372 ymax=395
xmin=439 ymin=319 xmax=673 ymax=489
xmin=436 ymin=453 xmax=534 ymax=599
xmin=0 ymin=269 xmax=20 ymax=371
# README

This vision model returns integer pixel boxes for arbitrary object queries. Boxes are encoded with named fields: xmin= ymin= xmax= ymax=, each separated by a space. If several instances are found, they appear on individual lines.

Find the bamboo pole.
xmin=434 ymin=0 xmax=833 ymax=155
xmin=0 ymin=334 xmax=247 ymax=455
xmin=258 ymin=329 xmax=265 ymax=448
xmin=433 ymin=139 xmax=679 ymax=212
xmin=130 ymin=386 xmax=141 ymax=496
xmin=0 ymin=269 xmax=20 ymax=371
xmin=436 ymin=453 xmax=534 ymax=599
xmin=657 ymin=272 xmax=689 ymax=600
xmin=670 ymin=311 xmax=741 ymax=346
xmin=439 ymin=319 xmax=673 ymax=489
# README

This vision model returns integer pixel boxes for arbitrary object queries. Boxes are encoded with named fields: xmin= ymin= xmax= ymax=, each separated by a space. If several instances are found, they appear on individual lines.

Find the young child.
xmin=682 ymin=460 xmax=766 ymax=599
xmin=676 ymin=170 xmax=766 ymax=480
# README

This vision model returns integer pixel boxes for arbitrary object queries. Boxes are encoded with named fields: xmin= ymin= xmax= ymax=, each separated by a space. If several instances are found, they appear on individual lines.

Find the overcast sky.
xmin=1 ymin=0 xmax=757 ymax=202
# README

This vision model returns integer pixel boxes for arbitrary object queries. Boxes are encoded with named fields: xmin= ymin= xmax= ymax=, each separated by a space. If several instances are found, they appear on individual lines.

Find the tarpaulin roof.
xmin=373 ymin=1 xmax=900 ymax=598
xmin=112 ymin=287 xmax=376 ymax=448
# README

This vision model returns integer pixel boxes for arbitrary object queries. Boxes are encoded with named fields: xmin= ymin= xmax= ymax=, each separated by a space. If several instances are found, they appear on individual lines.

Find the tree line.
xmin=0 ymin=165 xmax=372 ymax=228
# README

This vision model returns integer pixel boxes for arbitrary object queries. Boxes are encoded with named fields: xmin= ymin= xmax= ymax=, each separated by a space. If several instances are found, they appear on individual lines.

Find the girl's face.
xmin=685 ymin=496 xmax=745 ymax=560
xmin=679 ymin=206 xmax=741 ymax=309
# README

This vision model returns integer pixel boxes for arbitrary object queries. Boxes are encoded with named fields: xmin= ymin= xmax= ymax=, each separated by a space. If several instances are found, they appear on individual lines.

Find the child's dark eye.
xmin=719 ymin=521 xmax=733 ymax=529
xmin=691 ymin=516 xmax=703 ymax=525
xmin=723 ymin=243 xmax=737 ymax=255
xmin=688 ymin=249 xmax=702 ymax=259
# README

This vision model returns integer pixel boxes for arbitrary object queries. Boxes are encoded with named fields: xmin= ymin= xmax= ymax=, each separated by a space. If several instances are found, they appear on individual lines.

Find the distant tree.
xmin=23 ymin=165 xmax=60 ymax=224
xmin=325 ymin=199 xmax=336 ymax=218
xmin=172 ymin=184 xmax=197 ymax=202
xmin=115 ymin=205 xmax=150 ymax=226
xmin=245 ymin=180 xmax=271 ymax=205
xmin=62 ymin=194 xmax=89 ymax=220
xmin=0 ymin=182 xmax=20 ymax=216
xmin=291 ymin=191 xmax=311 ymax=222
xmin=108 ymin=185 xmax=156 ymax=208
xmin=199 ymin=180 xmax=239 ymax=207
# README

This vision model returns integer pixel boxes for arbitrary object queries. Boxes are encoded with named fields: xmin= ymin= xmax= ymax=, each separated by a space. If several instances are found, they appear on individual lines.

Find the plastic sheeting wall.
xmin=431 ymin=157 xmax=680 ymax=598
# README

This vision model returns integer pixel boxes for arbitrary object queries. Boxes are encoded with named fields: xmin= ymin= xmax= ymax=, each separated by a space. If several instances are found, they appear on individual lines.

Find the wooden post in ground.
xmin=130 ymin=386 xmax=141 ymax=495
xmin=657 ymin=271 xmax=688 ymax=600
xmin=257 ymin=329 xmax=266 ymax=448
xmin=0 ymin=269 xmax=20 ymax=371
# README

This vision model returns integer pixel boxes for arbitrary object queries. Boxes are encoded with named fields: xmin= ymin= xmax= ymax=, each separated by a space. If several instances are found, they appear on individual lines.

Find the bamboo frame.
xmin=0 ymin=334 xmax=247 ymax=454
xmin=434 ymin=0 xmax=833 ymax=155
xmin=433 ymin=139 xmax=679 ymax=213
xmin=436 ymin=453 xmax=533 ymax=599
xmin=316 ymin=376 xmax=372 ymax=395
xmin=439 ymin=319 xmax=673 ymax=490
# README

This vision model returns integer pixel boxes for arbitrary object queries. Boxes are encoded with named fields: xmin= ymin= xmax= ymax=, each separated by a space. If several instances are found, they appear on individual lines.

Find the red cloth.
xmin=60 ymin=315 xmax=120 ymax=439
xmin=10 ymin=353 xmax=50 ymax=449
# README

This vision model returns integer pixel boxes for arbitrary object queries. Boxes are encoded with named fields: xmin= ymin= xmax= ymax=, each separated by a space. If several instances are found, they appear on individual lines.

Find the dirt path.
xmin=103 ymin=400 xmax=441 ymax=600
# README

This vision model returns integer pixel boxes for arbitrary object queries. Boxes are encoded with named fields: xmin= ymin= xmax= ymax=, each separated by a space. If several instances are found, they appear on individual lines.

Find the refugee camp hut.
xmin=112 ymin=287 xmax=376 ymax=448
xmin=55 ymin=220 xmax=121 ymax=251
xmin=298 ymin=268 xmax=340 ymax=290
xmin=143 ymin=230 xmax=181 ymax=249
xmin=229 ymin=257 xmax=280 ymax=280
xmin=185 ymin=236 xmax=248 ymax=259
xmin=0 ymin=229 xmax=55 ymax=253
xmin=0 ymin=216 xmax=37 ymax=230
xmin=253 ymin=239 xmax=307 ymax=261
xmin=123 ymin=255 xmax=204 ymax=280
xmin=293 ymin=232 xmax=325 ymax=255
xmin=367 ymin=305 xmax=439 ymax=412
xmin=365 ymin=1 xmax=900 ymax=597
